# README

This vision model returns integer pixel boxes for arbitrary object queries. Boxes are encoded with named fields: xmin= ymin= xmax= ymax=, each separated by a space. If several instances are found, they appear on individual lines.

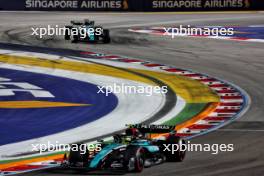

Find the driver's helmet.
xmin=90 ymin=21 xmax=95 ymax=26
xmin=169 ymin=130 xmax=177 ymax=136
xmin=84 ymin=20 xmax=94 ymax=26
xmin=125 ymin=128 xmax=142 ymax=138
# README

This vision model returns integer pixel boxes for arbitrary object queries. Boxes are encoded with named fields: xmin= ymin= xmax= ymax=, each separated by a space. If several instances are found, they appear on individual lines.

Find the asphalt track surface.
xmin=0 ymin=11 xmax=264 ymax=176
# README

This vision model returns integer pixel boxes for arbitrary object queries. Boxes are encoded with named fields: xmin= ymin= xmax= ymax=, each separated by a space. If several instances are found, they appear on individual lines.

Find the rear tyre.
xmin=102 ymin=29 xmax=111 ymax=44
xmin=84 ymin=19 xmax=90 ymax=25
xmin=163 ymin=136 xmax=186 ymax=162
xmin=124 ymin=146 xmax=145 ymax=172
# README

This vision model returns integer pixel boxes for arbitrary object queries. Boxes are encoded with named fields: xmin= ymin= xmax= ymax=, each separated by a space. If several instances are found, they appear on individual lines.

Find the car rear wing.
xmin=70 ymin=20 xmax=84 ymax=25
xmin=126 ymin=124 xmax=176 ymax=134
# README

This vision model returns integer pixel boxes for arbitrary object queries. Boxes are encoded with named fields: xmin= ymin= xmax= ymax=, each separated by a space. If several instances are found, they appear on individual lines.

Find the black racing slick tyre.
xmin=102 ymin=29 xmax=111 ymax=44
xmin=72 ymin=34 xmax=79 ymax=43
xmin=68 ymin=143 xmax=89 ymax=166
xmin=163 ymin=136 xmax=186 ymax=162
xmin=125 ymin=146 xmax=145 ymax=172
xmin=64 ymin=26 xmax=72 ymax=40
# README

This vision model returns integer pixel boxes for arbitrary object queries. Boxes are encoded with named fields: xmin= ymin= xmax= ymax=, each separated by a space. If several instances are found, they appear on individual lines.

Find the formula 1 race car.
xmin=61 ymin=124 xmax=186 ymax=173
xmin=64 ymin=19 xmax=111 ymax=43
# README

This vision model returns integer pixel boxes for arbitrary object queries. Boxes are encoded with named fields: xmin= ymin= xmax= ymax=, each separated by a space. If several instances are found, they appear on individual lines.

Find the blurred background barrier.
xmin=0 ymin=0 xmax=264 ymax=12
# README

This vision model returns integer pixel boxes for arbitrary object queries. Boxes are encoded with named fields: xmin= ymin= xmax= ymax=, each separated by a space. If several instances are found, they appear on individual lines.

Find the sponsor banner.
xmin=0 ymin=0 xmax=263 ymax=11
xmin=148 ymin=0 xmax=254 ymax=11
xmin=0 ymin=0 xmax=132 ymax=11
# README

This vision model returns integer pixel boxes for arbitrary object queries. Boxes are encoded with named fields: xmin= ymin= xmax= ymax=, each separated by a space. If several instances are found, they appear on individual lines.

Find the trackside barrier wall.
xmin=0 ymin=0 xmax=264 ymax=11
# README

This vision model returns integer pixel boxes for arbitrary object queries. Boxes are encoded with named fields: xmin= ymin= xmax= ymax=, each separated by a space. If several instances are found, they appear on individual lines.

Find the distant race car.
xmin=61 ymin=124 xmax=186 ymax=173
xmin=64 ymin=19 xmax=111 ymax=43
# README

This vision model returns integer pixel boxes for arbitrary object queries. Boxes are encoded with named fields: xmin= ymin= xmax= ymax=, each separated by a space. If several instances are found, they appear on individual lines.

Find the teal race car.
xmin=61 ymin=124 xmax=186 ymax=173
xmin=64 ymin=19 xmax=111 ymax=44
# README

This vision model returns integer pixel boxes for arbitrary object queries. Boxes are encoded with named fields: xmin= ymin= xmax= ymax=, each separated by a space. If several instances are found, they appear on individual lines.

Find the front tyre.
xmin=125 ymin=146 xmax=145 ymax=172
xmin=64 ymin=26 xmax=72 ymax=40
xmin=71 ymin=34 xmax=79 ymax=43
xmin=68 ymin=143 xmax=89 ymax=167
